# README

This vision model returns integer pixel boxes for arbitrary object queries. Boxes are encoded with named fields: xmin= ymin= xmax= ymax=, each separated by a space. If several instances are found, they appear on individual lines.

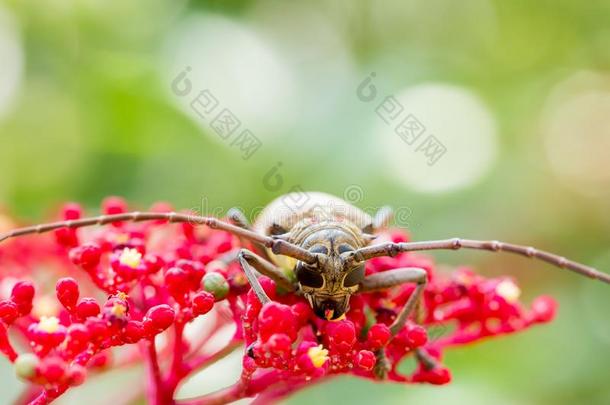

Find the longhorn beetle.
xmin=1 ymin=191 xmax=609 ymax=377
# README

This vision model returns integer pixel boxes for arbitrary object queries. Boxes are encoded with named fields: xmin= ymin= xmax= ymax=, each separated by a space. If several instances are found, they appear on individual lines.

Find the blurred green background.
xmin=1 ymin=0 xmax=610 ymax=404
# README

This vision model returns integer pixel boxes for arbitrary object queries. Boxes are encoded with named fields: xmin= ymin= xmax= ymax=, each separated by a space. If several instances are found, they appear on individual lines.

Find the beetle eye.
xmin=337 ymin=244 xmax=353 ymax=254
xmin=343 ymin=264 xmax=365 ymax=287
xmin=295 ymin=265 xmax=324 ymax=288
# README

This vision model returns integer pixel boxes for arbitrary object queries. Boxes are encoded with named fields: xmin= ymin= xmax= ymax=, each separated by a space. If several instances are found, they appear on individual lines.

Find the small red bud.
xmin=56 ymin=278 xmax=80 ymax=310
xmin=84 ymin=317 xmax=109 ymax=343
xmin=192 ymin=291 xmax=215 ymax=316
xmin=354 ymin=350 xmax=376 ymax=370
xmin=165 ymin=267 xmax=190 ymax=300
xmin=69 ymin=244 xmax=102 ymax=269
xmin=267 ymin=333 xmax=292 ymax=354
xmin=61 ymin=203 xmax=83 ymax=220
xmin=532 ymin=295 xmax=557 ymax=323
xmin=413 ymin=366 xmax=452 ymax=385
xmin=143 ymin=304 xmax=175 ymax=336
xmin=123 ymin=320 xmax=145 ymax=343
xmin=291 ymin=301 xmax=312 ymax=326
xmin=76 ymin=298 xmax=100 ymax=319
xmin=367 ymin=323 xmax=392 ymax=350
xmin=38 ymin=357 xmax=67 ymax=384
xmin=54 ymin=228 xmax=79 ymax=248
xmin=11 ymin=281 xmax=35 ymax=316
xmin=326 ymin=320 xmax=356 ymax=352
xmin=406 ymin=324 xmax=428 ymax=348
xmin=102 ymin=197 xmax=127 ymax=227
xmin=66 ymin=364 xmax=87 ymax=386
xmin=89 ymin=351 xmax=112 ymax=369
xmin=176 ymin=259 xmax=205 ymax=289
xmin=0 ymin=300 xmax=19 ymax=324
xmin=258 ymin=302 xmax=297 ymax=342
xmin=66 ymin=324 xmax=90 ymax=354
xmin=102 ymin=196 xmax=127 ymax=215
xmin=144 ymin=254 xmax=164 ymax=274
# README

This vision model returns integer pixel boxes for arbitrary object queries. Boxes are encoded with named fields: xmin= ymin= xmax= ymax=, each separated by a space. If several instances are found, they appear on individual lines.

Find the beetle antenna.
xmin=346 ymin=238 xmax=610 ymax=284
xmin=0 ymin=212 xmax=318 ymax=265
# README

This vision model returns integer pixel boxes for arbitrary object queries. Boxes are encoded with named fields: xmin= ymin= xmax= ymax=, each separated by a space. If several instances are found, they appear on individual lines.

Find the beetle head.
xmin=294 ymin=228 xmax=367 ymax=320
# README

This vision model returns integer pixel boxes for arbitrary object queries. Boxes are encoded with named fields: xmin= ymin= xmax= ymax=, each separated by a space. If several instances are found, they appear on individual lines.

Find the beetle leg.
xmin=238 ymin=249 xmax=296 ymax=295
xmin=238 ymin=250 xmax=270 ymax=305
xmin=360 ymin=267 xmax=427 ymax=334
xmin=372 ymin=206 xmax=393 ymax=231
xmin=373 ymin=349 xmax=391 ymax=379
xmin=415 ymin=347 xmax=439 ymax=371
xmin=359 ymin=267 xmax=437 ymax=378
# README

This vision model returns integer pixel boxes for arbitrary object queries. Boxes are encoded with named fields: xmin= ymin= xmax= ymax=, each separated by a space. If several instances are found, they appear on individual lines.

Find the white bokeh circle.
xmin=0 ymin=5 xmax=23 ymax=119
xmin=163 ymin=14 xmax=297 ymax=143
xmin=542 ymin=71 xmax=610 ymax=196
xmin=377 ymin=83 xmax=498 ymax=193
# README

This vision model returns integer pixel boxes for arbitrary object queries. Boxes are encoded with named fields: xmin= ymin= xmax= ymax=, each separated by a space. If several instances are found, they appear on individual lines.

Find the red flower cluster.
xmin=0 ymin=198 xmax=557 ymax=405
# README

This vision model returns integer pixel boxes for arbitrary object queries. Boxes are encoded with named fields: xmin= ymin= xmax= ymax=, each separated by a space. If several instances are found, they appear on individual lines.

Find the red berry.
xmin=144 ymin=254 xmax=164 ymax=274
xmin=176 ymin=259 xmax=205 ymax=290
xmin=267 ymin=333 xmax=292 ymax=354
xmin=84 ymin=317 xmax=109 ymax=343
xmin=258 ymin=302 xmax=298 ymax=342
xmin=39 ymin=356 xmax=67 ymax=384
xmin=291 ymin=301 xmax=312 ymax=326
xmin=66 ymin=364 xmax=87 ymax=386
xmin=165 ymin=267 xmax=190 ymax=299
xmin=89 ymin=351 xmax=111 ymax=369
xmin=61 ymin=203 xmax=83 ymax=220
xmin=143 ymin=304 xmax=175 ymax=336
xmin=326 ymin=320 xmax=356 ymax=352
xmin=532 ymin=296 xmax=557 ymax=323
xmin=69 ymin=244 xmax=102 ymax=269
xmin=192 ymin=291 xmax=215 ymax=316
xmin=367 ymin=323 xmax=392 ymax=350
xmin=56 ymin=278 xmax=80 ymax=310
xmin=76 ymin=298 xmax=101 ymax=319
xmin=65 ymin=324 xmax=90 ymax=354
xmin=11 ymin=281 xmax=35 ymax=316
xmin=406 ymin=324 xmax=428 ymax=348
xmin=102 ymin=197 xmax=127 ymax=227
xmin=414 ymin=366 xmax=451 ymax=385
xmin=102 ymin=196 xmax=127 ymax=215
xmin=0 ymin=300 xmax=19 ymax=324
xmin=123 ymin=320 xmax=145 ymax=343
xmin=355 ymin=350 xmax=376 ymax=370
xmin=54 ymin=228 xmax=79 ymax=248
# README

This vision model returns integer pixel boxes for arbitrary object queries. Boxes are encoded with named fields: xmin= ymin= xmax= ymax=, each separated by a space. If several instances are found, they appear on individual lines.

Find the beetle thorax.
xmin=287 ymin=220 xmax=369 ymax=249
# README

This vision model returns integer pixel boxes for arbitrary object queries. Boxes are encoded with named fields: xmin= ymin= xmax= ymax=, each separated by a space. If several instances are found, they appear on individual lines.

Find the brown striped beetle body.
xmin=252 ymin=192 xmax=377 ymax=320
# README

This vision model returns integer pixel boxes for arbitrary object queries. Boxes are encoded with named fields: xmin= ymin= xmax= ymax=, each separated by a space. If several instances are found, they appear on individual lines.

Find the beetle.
xmin=1 ymin=191 xmax=609 ymax=376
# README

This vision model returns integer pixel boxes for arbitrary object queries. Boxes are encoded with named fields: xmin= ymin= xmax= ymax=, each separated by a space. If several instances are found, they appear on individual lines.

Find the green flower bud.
xmin=15 ymin=353 xmax=39 ymax=380
xmin=202 ymin=272 xmax=229 ymax=300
